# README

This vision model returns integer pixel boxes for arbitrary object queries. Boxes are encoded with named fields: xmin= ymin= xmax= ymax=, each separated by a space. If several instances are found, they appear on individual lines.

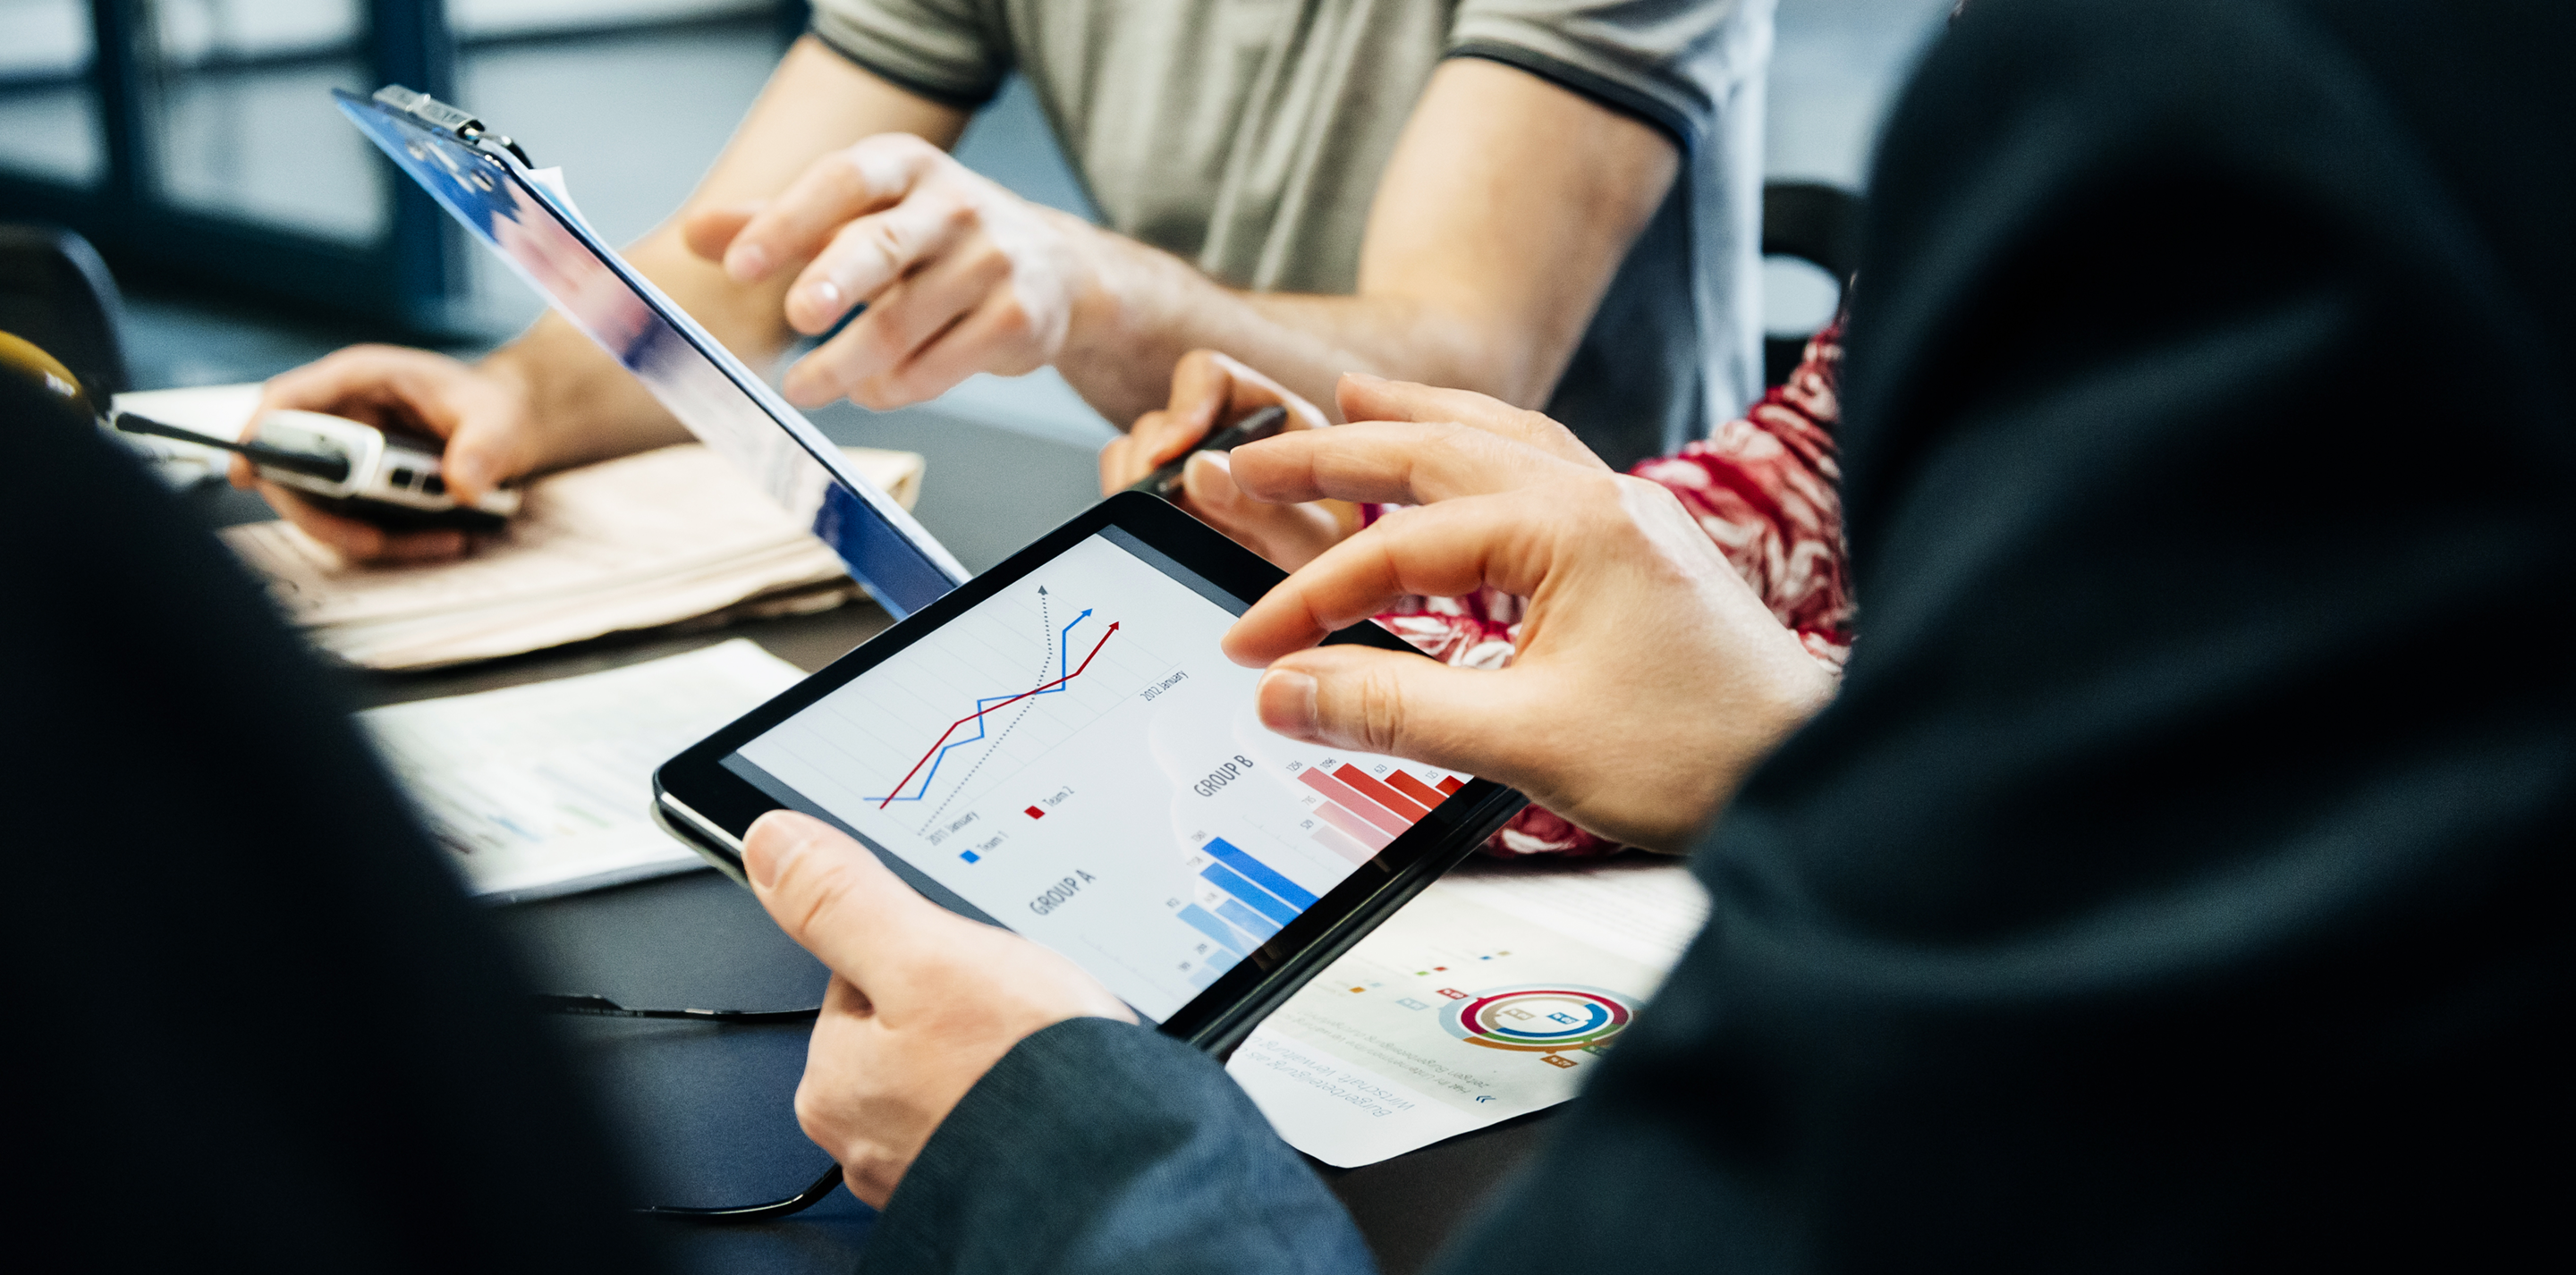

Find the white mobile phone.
xmin=248 ymin=410 xmax=520 ymax=529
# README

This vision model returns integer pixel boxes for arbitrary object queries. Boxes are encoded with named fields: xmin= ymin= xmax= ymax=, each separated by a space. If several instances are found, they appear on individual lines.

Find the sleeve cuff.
xmin=1444 ymin=39 xmax=1699 ymax=151
xmin=860 ymin=1017 xmax=1370 ymax=1275
xmin=807 ymin=19 xmax=1003 ymax=112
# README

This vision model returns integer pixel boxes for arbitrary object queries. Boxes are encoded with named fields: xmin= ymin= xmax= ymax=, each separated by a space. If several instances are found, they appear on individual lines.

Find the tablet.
xmin=655 ymin=493 xmax=1527 ymax=1051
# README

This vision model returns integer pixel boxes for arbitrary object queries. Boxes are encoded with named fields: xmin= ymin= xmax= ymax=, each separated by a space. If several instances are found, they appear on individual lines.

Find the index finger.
xmin=1226 ymin=419 xmax=1592 ymax=509
xmin=723 ymin=135 xmax=945 ymax=283
xmin=256 ymin=347 xmax=462 ymax=439
xmin=1335 ymin=375 xmax=1610 ymax=472
xmin=1223 ymin=493 xmax=1567 ymax=665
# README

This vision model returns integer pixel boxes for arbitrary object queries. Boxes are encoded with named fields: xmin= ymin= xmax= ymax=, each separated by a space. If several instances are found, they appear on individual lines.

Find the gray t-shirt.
xmin=809 ymin=0 xmax=1771 ymax=469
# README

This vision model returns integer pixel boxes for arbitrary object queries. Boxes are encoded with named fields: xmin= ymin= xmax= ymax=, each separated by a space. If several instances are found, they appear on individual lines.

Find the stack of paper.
xmin=360 ymin=639 xmax=806 ymax=900
xmin=108 ymin=383 xmax=921 ymax=670
xmin=216 ymin=442 xmax=919 ymax=669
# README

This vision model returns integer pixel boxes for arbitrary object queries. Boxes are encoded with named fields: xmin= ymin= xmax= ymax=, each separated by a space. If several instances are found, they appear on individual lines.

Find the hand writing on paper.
xmin=742 ymin=810 xmax=1134 ymax=1208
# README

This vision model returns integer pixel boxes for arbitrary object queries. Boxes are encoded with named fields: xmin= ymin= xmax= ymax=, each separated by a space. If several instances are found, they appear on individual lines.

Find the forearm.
xmin=1060 ymin=59 xmax=1673 ymax=429
xmin=479 ymin=36 xmax=965 ymax=470
xmin=1060 ymin=238 xmax=1555 ymax=428
xmin=471 ymin=226 xmax=798 ymax=470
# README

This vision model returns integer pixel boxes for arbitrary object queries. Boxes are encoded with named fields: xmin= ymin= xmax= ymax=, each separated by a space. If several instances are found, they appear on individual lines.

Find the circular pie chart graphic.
xmin=1441 ymin=984 xmax=1635 ymax=1054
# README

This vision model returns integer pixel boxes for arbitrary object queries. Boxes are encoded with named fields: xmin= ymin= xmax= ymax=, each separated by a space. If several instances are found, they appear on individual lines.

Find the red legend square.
xmin=1024 ymin=806 xmax=1046 ymax=819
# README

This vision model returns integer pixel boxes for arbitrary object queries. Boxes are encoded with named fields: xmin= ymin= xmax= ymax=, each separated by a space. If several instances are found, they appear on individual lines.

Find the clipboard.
xmin=333 ymin=85 xmax=970 ymax=618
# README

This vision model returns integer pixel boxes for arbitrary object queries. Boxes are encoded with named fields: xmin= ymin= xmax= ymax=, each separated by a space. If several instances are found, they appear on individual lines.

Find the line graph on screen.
xmin=868 ymin=590 xmax=1122 ymax=811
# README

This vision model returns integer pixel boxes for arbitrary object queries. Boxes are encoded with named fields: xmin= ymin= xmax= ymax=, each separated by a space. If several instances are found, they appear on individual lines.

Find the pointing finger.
xmin=1175 ymin=451 xmax=1346 ymax=570
xmin=1335 ymin=375 xmax=1609 ymax=470
xmin=1227 ymin=419 xmax=1593 ymax=508
xmin=1223 ymin=490 xmax=1584 ymax=664
xmin=783 ymin=182 xmax=979 ymax=335
xmin=724 ymin=134 xmax=947 ymax=285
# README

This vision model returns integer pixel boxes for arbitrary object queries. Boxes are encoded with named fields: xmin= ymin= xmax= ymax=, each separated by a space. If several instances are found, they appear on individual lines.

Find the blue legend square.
xmin=961 ymin=851 xmax=981 ymax=864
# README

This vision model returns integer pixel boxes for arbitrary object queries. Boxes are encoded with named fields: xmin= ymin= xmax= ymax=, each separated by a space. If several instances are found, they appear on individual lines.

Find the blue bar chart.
xmin=1191 ymin=836 xmax=1322 ymax=953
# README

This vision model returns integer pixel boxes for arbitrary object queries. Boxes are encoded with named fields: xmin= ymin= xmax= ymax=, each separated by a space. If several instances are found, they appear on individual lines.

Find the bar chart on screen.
xmin=1286 ymin=759 xmax=1465 ymax=863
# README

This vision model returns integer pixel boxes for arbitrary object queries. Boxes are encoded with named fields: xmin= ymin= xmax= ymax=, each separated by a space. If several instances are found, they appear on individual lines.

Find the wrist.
xmin=479 ymin=323 xmax=685 ymax=470
xmin=1058 ymin=213 xmax=1140 ymax=362
xmin=1059 ymin=225 xmax=1200 ymax=425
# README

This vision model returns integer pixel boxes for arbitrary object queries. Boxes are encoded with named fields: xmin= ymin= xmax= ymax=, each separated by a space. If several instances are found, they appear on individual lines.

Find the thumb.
xmin=743 ymin=809 xmax=942 ymax=987
xmin=1255 ymin=644 xmax=1529 ymax=782
xmin=438 ymin=412 xmax=543 ymax=502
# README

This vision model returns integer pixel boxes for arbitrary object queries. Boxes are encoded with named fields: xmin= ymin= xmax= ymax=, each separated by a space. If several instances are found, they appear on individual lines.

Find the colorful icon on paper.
xmin=1440 ymin=984 xmax=1634 ymax=1057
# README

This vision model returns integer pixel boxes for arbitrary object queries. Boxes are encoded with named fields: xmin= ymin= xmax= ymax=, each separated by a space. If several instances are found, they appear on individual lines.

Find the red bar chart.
xmin=1297 ymin=763 xmax=1456 ymax=864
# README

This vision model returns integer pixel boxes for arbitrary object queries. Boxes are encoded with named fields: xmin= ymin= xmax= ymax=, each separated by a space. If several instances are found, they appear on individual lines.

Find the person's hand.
xmin=685 ymin=133 xmax=1103 ymax=412
xmin=1219 ymin=381 xmax=1835 ymax=851
xmin=1101 ymin=350 xmax=1343 ymax=569
xmin=741 ymin=809 xmax=1136 ymax=1208
xmin=233 ymin=346 xmax=541 ymax=562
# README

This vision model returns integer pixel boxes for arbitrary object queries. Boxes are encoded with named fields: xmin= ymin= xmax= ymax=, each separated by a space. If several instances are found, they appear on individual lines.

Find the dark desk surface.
xmin=345 ymin=597 xmax=1552 ymax=1275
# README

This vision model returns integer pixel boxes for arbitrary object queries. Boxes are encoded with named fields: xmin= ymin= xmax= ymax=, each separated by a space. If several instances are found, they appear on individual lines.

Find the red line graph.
xmin=875 ymin=622 xmax=1122 ymax=808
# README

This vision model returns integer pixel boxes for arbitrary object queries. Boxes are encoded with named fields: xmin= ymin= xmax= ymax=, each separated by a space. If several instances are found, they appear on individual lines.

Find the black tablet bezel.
xmin=654 ymin=491 xmax=1526 ymax=1053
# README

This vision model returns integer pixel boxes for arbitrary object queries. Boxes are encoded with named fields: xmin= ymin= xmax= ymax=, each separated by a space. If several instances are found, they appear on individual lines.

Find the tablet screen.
xmin=717 ymin=527 xmax=1470 ymax=1022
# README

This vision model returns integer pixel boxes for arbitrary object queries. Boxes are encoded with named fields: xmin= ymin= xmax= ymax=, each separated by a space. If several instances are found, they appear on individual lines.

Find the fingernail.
xmin=810 ymin=280 xmax=843 ymax=310
xmin=1183 ymin=451 xmax=1233 ymax=503
xmin=446 ymin=456 xmax=489 ymax=494
xmin=1261 ymin=669 xmax=1319 ymax=737
xmin=744 ymin=811 xmax=813 ymax=888
xmin=733 ymin=244 xmax=770 ymax=278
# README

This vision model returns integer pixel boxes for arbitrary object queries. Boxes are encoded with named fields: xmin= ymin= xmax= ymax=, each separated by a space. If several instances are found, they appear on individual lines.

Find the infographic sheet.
xmin=1228 ymin=857 xmax=1709 ymax=1166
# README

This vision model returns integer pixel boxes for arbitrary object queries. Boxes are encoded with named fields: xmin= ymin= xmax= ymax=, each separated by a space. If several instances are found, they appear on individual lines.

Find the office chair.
xmin=0 ymin=224 xmax=131 ymax=401
xmin=1759 ymin=181 xmax=1863 ymax=387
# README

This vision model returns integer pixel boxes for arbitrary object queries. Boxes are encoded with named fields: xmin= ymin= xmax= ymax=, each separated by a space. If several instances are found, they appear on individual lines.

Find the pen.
xmin=1123 ymin=404 xmax=1290 ymax=500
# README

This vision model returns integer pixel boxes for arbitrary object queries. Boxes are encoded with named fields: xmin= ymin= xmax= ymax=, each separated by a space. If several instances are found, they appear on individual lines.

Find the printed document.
xmin=222 ymin=442 xmax=920 ymax=669
xmin=1229 ymin=855 xmax=1708 ymax=1167
xmin=359 ymin=639 xmax=804 ymax=900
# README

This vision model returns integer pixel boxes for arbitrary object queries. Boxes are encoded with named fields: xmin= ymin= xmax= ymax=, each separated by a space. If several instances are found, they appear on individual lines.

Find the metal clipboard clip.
xmin=371 ymin=84 xmax=533 ymax=168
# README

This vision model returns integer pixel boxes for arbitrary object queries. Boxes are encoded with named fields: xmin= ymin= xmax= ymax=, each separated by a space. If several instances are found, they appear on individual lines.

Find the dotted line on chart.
xmin=920 ymin=587 xmax=1053 ymax=834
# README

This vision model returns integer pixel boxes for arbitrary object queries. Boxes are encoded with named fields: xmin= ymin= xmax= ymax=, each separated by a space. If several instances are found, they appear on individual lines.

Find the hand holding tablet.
xmin=737 ymin=808 xmax=1136 ymax=1208
xmin=655 ymin=493 xmax=1527 ymax=1054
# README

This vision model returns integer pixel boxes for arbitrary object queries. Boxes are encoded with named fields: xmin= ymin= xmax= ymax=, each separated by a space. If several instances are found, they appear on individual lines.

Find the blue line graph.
xmin=868 ymin=603 xmax=1092 ymax=806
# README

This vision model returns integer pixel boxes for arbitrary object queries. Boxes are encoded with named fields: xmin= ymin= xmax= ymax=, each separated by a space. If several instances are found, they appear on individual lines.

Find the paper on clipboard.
xmin=334 ymin=88 xmax=968 ymax=617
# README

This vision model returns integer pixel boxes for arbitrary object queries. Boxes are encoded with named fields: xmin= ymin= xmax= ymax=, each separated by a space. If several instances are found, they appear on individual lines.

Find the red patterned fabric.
xmin=1371 ymin=322 xmax=1855 ymax=857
